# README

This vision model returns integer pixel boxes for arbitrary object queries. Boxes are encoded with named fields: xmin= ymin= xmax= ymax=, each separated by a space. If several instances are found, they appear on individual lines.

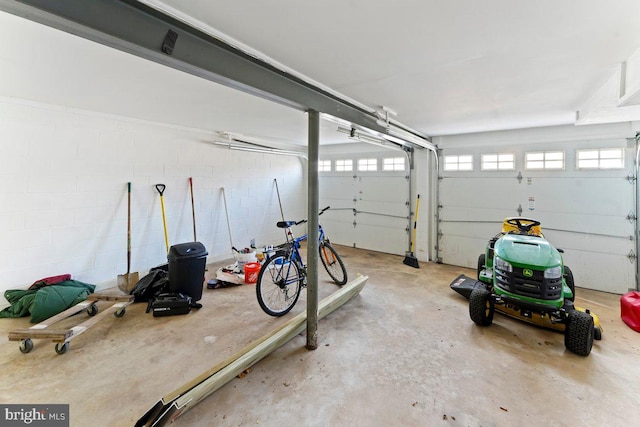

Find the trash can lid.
xmin=169 ymin=242 xmax=208 ymax=258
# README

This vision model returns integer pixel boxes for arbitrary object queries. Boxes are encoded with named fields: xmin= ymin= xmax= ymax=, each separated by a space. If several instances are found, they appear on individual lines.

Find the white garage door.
xmin=438 ymin=138 xmax=636 ymax=294
xmin=319 ymin=153 xmax=411 ymax=256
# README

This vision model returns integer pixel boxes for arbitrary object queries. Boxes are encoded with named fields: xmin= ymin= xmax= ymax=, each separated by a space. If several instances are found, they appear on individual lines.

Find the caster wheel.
xmin=55 ymin=342 xmax=69 ymax=355
xmin=19 ymin=339 xmax=33 ymax=354
xmin=87 ymin=304 xmax=98 ymax=316
xmin=114 ymin=308 xmax=125 ymax=318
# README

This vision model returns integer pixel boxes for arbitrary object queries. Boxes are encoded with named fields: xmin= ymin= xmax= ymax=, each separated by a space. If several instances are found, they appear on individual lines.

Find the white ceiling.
xmin=1 ymin=0 xmax=640 ymax=146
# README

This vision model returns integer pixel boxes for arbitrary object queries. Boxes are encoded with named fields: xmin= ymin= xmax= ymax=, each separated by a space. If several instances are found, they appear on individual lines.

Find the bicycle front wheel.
xmin=319 ymin=242 xmax=348 ymax=285
xmin=256 ymin=254 xmax=303 ymax=316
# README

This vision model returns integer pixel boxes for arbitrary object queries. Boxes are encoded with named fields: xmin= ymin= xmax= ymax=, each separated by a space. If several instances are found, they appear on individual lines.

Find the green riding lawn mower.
xmin=450 ymin=217 xmax=603 ymax=356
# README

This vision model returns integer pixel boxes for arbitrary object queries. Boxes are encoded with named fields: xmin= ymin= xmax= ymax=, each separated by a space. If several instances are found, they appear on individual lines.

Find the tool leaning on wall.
xmin=118 ymin=182 xmax=139 ymax=293
xmin=155 ymin=184 xmax=170 ymax=255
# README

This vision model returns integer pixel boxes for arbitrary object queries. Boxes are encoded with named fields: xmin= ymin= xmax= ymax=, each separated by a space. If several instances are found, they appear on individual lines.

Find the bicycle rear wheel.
xmin=319 ymin=242 xmax=347 ymax=285
xmin=256 ymin=254 xmax=303 ymax=316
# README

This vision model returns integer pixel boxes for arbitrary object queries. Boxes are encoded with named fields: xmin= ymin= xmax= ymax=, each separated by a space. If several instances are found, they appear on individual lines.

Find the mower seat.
xmin=502 ymin=217 xmax=543 ymax=237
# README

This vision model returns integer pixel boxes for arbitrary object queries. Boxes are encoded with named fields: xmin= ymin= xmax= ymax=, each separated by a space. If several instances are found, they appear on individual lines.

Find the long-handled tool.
xmin=155 ymin=184 xmax=170 ymax=254
xmin=403 ymin=194 xmax=420 ymax=268
xmin=220 ymin=187 xmax=237 ymax=253
xmin=274 ymin=178 xmax=288 ymax=242
xmin=118 ymin=182 xmax=139 ymax=292
xmin=189 ymin=177 xmax=197 ymax=242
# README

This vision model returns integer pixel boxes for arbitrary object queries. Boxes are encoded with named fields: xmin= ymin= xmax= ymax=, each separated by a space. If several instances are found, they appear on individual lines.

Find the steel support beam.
xmin=306 ymin=110 xmax=320 ymax=350
xmin=0 ymin=0 xmax=431 ymax=142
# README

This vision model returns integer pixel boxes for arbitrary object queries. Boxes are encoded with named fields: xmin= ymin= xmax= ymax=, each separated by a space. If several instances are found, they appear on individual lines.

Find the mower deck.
xmin=450 ymin=274 xmax=603 ymax=337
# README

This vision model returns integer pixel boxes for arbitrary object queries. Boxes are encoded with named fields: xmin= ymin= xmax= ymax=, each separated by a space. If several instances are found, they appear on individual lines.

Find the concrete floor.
xmin=1 ymin=246 xmax=640 ymax=426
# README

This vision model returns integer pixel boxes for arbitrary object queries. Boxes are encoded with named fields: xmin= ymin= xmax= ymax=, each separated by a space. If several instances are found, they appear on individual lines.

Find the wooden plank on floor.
xmin=8 ymin=328 xmax=71 ymax=342
xmin=87 ymin=293 xmax=134 ymax=302
xmin=23 ymin=300 xmax=93 ymax=329
xmin=135 ymin=274 xmax=368 ymax=427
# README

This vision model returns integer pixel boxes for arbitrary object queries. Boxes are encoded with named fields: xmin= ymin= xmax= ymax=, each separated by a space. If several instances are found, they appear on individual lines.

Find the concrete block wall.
xmin=0 ymin=99 xmax=306 ymax=306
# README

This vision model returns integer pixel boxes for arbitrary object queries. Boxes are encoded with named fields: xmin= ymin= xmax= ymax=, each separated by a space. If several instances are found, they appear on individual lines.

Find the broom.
xmin=403 ymin=194 xmax=420 ymax=268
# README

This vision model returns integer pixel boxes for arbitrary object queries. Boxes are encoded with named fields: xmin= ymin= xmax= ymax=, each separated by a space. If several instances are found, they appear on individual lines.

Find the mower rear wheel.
xmin=477 ymin=254 xmax=486 ymax=280
xmin=564 ymin=310 xmax=594 ymax=356
xmin=564 ymin=266 xmax=575 ymax=302
xmin=469 ymin=287 xmax=494 ymax=326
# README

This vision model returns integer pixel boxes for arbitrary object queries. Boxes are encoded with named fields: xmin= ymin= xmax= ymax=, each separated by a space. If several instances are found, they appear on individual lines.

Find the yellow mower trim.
xmin=496 ymin=303 xmax=603 ymax=335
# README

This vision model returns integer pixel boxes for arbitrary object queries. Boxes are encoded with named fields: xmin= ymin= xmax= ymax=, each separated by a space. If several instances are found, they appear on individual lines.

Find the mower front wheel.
xmin=469 ymin=287 xmax=494 ymax=326
xmin=564 ymin=310 xmax=594 ymax=356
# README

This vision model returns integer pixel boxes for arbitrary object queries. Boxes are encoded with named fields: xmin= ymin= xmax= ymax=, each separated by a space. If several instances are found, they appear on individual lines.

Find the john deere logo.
xmin=523 ymin=269 xmax=534 ymax=277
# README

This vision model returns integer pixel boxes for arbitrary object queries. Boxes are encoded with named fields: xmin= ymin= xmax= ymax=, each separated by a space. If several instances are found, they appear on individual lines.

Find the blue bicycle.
xmin=256 ymin=206 xmax=348 ymax=316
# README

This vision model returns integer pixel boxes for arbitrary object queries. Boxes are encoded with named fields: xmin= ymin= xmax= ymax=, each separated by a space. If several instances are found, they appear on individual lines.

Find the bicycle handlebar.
xmin=294 ymin=206 xmax=330 ymax=226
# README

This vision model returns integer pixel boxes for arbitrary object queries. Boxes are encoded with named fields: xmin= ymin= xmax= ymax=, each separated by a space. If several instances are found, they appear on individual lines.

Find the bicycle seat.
xmin=276 ymin=221 xmax=297 ymax=228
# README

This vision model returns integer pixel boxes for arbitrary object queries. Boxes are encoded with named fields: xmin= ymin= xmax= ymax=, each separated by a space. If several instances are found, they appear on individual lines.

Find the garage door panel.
xmin=439 ymin=139 xmax=635 ymax=293
xmin=542 ymin=230 xmax=634 ymax=257
xmin=354 ymin=214 xmax=407 ymax=231
xmin=439 ymin=234 xmax=488 ymax=269
xmin=353 ymin=223 xmax=406 ymax=255
xmin=439 ymin=221 xmax=499 ymax=242
xmin=440 ymin=177 xmax=521 ymax=208
xmin=440 ymin=206 xmax=518 ymax=223
xmin=320 ymin=153 xmax=409 ymax=257
xmin=562 ymin=251 xmax=633 ymax=294
xmin=321 ymin=219 xmax=355 ymax=246
xmin=527 ymin=177 xmax=633 ymax=216
xmin=319 ymin=177 xmax=355 ymax=200
xmin=322 ymin=209 xmax=353 ymax=221
xmin=355 ymin=200 xmax=409 ymax=218
xmin=357 ymin=176 xmax=408 ymax=202
xmin=538 ymin=213 xmax=633 ymax=237
xmin=320 ymin=198 xmax=354 ymax=213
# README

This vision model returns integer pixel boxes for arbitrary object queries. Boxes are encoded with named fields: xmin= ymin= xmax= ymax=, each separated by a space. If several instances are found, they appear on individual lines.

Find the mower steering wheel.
xmin=507 ymin=218 xmax=541 ymax=233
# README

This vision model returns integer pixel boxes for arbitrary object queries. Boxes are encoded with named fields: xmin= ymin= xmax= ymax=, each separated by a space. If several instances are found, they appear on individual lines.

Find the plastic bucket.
xmin=235 ymin=251 xmax=257 ymax=267
xmin=244 ymin=262 xmax=261 ymax=284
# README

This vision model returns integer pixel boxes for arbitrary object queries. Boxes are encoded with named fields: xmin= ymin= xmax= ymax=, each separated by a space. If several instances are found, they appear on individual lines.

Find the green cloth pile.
xmin=0 ymin=280 xmax=95 ymax=323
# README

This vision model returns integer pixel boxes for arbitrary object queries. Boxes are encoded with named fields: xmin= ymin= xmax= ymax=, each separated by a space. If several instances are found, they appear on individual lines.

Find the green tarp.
xmin=0 ymin=280 xmax=95 ymax=323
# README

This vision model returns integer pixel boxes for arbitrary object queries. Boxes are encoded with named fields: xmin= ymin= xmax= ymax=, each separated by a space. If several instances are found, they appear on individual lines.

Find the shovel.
xmin=118 ymin=182 xmax=139 ymax=292
xmin=156 ymin=184 xmax=170 ymax=254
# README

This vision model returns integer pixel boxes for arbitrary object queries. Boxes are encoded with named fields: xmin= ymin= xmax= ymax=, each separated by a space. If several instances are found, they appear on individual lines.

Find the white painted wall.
xmin=0 ymin=99 xmax=306 ymax=307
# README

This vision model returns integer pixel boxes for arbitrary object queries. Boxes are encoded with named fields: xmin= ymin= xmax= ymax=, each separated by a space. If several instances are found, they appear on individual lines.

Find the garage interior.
xmin=1 ymin=1 xmax=640 ymax=426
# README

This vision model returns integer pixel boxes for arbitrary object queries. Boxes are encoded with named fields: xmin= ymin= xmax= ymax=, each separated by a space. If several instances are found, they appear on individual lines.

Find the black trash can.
xmin=168 ymin=242 xmax=208 ymax=301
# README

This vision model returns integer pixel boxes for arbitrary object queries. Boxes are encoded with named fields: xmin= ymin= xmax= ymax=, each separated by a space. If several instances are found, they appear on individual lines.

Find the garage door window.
xmin=318 ymin=160 xmax=331 ymax=172
xmin=383 ymin=157 xmax=405 ymax=171
xmin=358 ymin=158 xmax=378 ymax=171
xmin=443 ymin=155 xmax=473 ymax=171
xmin=577 ymin=148 xmax=624 ymax=169
xmin=335 ymin=159 xmax=353 ymax=172
xmin=481 ymin=153 xmax=515 ymax=170
xmin=525 ymin=151 xmax=564 ymax=170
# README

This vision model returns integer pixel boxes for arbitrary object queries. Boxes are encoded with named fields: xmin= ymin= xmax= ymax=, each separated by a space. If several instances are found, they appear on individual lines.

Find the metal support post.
xmin=306 ymin=110 xmax=320 ymax=349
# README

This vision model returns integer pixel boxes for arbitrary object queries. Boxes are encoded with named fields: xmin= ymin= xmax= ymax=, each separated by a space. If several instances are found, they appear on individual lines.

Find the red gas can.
xmin=621 ymin=291 xmax=640 ymax=332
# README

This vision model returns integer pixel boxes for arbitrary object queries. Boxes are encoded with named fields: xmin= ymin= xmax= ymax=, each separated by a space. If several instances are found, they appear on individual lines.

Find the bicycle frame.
xmin=268 ymin=208 xmax=331 ymax=285
xmin=257 ymin=206 xmax=347 ymax=316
